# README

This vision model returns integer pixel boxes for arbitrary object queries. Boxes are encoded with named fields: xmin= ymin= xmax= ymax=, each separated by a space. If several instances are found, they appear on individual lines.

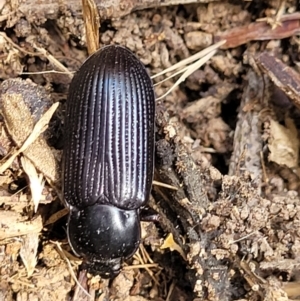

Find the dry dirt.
xmin=1 ymin=0 xmax=300 ymax=301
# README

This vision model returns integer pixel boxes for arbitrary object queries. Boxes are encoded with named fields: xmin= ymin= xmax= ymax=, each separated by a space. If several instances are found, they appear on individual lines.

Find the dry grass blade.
xmin=166 ymin=281 xmax=175 ymax=301
xmin=0 ymin=102 xmax=59 ymax=174
xmin=151 ymin=40 xmax=226 ymax=80
xmin=123 ymin=263 xmax=159 ymax=270
xmin=155 ymin=41 xmax=226 ymax=100
xmin=152 ymin=180 xmax=178 ymax=190
xmin=82 ymin=0 xmax=100 ymax=55
xmin=129 ymin=250 xmax=160 ymax=286
xmin=153 ymin=64 xmax=190 ymax=87
xmin=156 ymin=50 xmax=217 ymax=100
xmin=139 ymin=244 xmax=154 ymax=264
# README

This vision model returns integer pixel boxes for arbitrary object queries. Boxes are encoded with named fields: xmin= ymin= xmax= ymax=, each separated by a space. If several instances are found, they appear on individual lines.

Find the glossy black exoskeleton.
xmin=62 ymin=45 xmax=155 ymax=278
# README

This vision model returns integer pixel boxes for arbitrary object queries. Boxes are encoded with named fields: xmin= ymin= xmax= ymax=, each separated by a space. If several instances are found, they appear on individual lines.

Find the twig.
xmin=82 ymin=0 xmax=100 ymax=55
xmin=21 ymin=70 xmax=75 ymax=75
xmin=17 ymin=0 xmax=219 ymax=20
xmin=255 ymin=52 xmax=300 ymax=109
xmin=215 ymin=12 xmax=300 ymax=49
xmin=0 ymin=32 xmax=41 ymax=56
xmin=52 ymin=241 xmax=91 ymax=298
xmin=32 ymin=45 xmax=73 ymax=78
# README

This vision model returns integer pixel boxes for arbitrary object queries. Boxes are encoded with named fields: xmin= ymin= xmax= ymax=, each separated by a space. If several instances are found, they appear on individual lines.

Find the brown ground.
xmin=1 ymin=0 xmax=300 ymax=300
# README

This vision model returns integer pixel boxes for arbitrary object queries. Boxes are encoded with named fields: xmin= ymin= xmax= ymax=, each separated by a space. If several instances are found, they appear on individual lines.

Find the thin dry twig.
xmin=44 ymin=208 xmax=69 ymax=226
xmin=82 ymin=0 xmax=100 ymax=55
xmin=52 ymin=241 xmax=92 ymax=298
xmin=215 ymin=12 xmax=300 ymax=49
xmin=256 ymin=0 xmax=287 ymax=29
xmin=0 ymin=32 xmax=41 ymax=56
xmin=0 ymin=32 xmax=74 ymax=78
xmin=32 ymin=45 xmax=73 ymax=78
xmin=255 ymin=52 xmax=300 ymax=109
xmin=21 ymin=70 xmax=75 ymax=75
xmin=132 ymin=251 xmax=160 ymax=286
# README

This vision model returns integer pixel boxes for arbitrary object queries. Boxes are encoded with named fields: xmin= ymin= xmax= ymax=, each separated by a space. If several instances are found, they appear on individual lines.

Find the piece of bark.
xmin=13 ymin=0 xmax=219 ymax=21
xmin=154 ymin=101 xmax=229 ymax=301
xmin=228 ymin=69 xmax=268 ymax=192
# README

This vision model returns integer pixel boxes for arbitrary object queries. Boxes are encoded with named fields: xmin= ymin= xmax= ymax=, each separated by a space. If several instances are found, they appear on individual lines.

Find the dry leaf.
xmin=0 ymin=88 xmax=59 ymax=182
xmin=21 ymin=156 xmax=45 ymax=212
xmin=283 ymin=281 xmax=300 ymax=299
xmin=268 ymin=118 xmax=299 ymax=168
xmin=161 ymin=233 xmax=186 ymax=260
xmin=20 ymin=232 xmax=39 ymax=277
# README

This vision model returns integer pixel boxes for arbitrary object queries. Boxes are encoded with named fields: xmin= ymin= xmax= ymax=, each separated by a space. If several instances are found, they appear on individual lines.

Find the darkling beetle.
xmin=62 ymin=45 xmax=155 ymax=278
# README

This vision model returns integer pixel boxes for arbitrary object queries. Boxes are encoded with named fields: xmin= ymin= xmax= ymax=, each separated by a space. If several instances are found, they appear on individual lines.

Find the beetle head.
xmin=67 ymin=204 xmax=140 ymax=278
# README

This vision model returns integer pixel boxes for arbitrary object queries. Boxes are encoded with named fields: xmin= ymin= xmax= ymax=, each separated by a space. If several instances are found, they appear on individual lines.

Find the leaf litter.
xmin=1 ymin=0 xmax=300 ymax=300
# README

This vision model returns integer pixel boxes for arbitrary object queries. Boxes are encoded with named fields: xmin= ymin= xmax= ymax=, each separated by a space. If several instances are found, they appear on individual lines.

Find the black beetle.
xmin=62 ymin=45 xmax=155 ymax=278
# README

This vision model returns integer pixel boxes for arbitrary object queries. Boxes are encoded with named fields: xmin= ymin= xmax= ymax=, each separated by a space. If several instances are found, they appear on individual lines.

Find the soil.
xmin=1 ymin=0 xmax=300 ymax=301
